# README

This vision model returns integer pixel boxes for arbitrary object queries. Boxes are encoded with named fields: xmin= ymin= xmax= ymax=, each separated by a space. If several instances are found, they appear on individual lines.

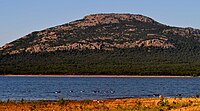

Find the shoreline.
xmin=1 ymin=97 xmax=200 ymax=111
xmin=0 ymin=74 xmax=195 ymax=78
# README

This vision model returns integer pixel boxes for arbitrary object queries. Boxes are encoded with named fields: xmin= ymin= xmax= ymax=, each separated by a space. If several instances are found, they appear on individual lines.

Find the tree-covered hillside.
xmin=1 ymin=47 xmax=200 ymax=76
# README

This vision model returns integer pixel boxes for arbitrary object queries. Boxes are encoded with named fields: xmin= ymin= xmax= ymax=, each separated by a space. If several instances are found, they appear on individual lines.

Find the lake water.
xmin=0 ymin=76 xmax=200 ymax=101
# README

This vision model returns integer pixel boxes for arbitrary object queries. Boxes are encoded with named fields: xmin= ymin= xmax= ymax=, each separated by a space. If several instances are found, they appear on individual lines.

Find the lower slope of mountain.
xmin=1 ymin=13 xmax=200 ymax=75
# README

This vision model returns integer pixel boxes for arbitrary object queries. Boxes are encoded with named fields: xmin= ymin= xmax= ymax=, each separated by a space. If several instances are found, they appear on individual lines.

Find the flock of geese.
xmin=54 ymin=91 xmax=183 ymax=98
xmin=54 ymin=90 xmax=116 ymax=94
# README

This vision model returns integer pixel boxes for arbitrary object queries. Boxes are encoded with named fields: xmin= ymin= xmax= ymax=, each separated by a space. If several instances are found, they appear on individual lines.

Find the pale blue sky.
xmin=0 ymin=0 xmax=199 ymax=46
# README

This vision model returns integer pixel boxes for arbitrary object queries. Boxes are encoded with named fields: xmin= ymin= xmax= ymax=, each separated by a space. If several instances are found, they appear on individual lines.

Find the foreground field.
xmin=1 ymin=97 xmax=200 ymax=111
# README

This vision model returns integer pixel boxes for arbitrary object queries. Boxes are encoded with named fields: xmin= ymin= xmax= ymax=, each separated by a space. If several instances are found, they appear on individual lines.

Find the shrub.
xmin=57 ymin=98 xmax=65 ymax=106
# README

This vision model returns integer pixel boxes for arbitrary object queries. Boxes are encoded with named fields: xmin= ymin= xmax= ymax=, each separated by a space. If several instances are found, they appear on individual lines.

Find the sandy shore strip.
xmin=1 ymin=74 xmax=195 ymax=78
xmin=0 ymin=97 xmax=200 ymax=111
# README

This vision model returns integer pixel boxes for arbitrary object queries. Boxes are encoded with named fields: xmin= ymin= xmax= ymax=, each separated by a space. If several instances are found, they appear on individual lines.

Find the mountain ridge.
xmin=1 ymin=13 xmax=200 ymax=56
xmin=1 ymin=13 xmax=200 ymax=75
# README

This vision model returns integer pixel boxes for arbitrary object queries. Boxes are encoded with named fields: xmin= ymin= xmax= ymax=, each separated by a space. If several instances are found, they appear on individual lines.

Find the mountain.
xmin=1 ymin=13 xmax=200 ymax=75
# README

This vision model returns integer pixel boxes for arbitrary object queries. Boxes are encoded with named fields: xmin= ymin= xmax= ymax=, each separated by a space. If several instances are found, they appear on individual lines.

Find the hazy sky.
xmin=0 ymin=0 xmax=199 ymax=46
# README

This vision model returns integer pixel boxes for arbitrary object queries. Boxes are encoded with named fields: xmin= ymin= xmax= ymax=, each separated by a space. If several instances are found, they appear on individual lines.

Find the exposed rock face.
xmin=1 ymin=13 xmax=200 ymax=55
xmin=163 ymin=28 xmax=200 ymax=37
xmin=69 ymin=14 xmax=162 ymax=27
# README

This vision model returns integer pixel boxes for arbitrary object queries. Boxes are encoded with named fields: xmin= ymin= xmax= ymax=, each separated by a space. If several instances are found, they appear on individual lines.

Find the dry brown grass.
xmin=0 ymin=98 xmax=200 ymax=111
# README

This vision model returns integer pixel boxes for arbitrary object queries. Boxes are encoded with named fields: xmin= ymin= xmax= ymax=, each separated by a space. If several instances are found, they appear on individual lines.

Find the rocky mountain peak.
xmin=85 ymin=13 xmax=158 ymax=23
xmin=1 ymin=13 xmax=200 ymax=56
xmin=69 ymin=13 xmax=162 ymax=27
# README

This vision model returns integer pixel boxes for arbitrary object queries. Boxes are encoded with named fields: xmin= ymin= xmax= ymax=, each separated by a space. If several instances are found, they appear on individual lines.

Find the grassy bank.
xmin=1 ymin=97 xmax=200 ymax=111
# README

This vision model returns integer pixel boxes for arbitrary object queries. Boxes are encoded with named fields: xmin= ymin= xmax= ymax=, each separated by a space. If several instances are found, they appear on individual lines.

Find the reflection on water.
xmin=0 ymin=76 xmax=200 ymax=100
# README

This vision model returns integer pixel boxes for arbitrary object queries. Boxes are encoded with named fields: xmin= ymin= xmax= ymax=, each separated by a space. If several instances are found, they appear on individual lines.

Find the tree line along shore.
xmin=1 ymin=48 xmax=200 ymax=76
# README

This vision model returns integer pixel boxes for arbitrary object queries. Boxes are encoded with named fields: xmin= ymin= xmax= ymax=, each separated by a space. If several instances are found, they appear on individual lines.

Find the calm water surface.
xmin=0 ymin=76 xmax=200 ymax=100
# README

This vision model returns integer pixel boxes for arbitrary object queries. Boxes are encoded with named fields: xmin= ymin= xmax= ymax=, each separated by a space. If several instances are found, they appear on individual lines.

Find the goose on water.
xmin=55 ymin=91 xmax=61 ymax=94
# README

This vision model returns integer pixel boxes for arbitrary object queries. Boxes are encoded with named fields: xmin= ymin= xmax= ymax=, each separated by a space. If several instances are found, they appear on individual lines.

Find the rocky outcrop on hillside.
xmin=1 ymin=13 xmax=200 ymax=55
xmin=163 ymin=28 xmax=200 ymax=37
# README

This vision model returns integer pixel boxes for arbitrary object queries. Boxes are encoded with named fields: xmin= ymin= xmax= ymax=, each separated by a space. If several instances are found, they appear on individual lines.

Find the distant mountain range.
xmin=1 ymin=13 xmax=200 ymax=75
